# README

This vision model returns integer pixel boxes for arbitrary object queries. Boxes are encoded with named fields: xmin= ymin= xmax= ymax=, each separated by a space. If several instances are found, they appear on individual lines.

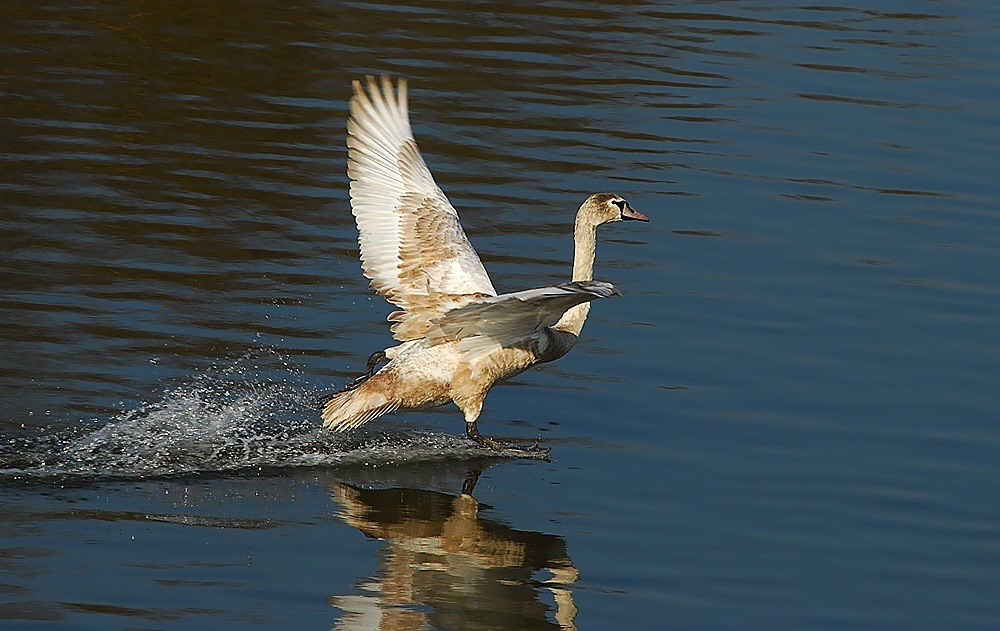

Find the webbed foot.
xmin=465 ymin=422 xmax=551 ymax=460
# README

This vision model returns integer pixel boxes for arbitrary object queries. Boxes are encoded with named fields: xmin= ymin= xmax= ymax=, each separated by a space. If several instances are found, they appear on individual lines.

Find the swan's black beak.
xmin=622 ymin=205 xmax=649 ymax=222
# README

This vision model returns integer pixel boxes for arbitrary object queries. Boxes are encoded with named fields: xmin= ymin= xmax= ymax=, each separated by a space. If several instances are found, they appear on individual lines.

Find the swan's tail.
xmin=321 ymin=381 xmax=401 ymax=432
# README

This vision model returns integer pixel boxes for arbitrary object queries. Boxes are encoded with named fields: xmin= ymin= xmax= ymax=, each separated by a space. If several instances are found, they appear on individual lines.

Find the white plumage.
xmin=346 ymin=76 xmax=496 ymax=342
xmin=323 ymin=76 xmax=648 ymax=457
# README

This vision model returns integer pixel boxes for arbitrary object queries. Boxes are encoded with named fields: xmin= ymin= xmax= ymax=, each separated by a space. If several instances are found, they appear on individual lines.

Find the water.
xmin=1 ymin=0 xmax=998 ymax=628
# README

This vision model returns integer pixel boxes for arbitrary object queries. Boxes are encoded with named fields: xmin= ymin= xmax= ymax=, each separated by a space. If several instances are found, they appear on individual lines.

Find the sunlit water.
xmin=1 ymin=0 xmax=998 ymax=628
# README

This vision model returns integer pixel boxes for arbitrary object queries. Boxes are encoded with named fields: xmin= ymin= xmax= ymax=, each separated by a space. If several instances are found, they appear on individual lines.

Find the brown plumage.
xmin=324 ymin=76 xmax=649 ymax=457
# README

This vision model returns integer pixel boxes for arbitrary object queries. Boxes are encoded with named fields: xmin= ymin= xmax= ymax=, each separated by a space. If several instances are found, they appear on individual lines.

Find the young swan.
xmin=323 ymin=76 xmax=649 ymax=458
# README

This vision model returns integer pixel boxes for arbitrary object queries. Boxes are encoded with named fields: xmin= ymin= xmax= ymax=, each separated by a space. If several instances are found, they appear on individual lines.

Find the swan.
xmin=322 ymin=76 xmax=648 ymax=457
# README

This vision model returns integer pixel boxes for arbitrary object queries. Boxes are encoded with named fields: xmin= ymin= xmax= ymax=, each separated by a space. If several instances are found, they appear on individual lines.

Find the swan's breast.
xmin=465 ymin=335 xmax=548 ymax=388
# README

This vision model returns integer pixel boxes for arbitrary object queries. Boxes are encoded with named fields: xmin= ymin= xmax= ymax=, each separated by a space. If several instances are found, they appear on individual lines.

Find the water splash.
xmin=0 ymin=350 xmax=491 ymax=482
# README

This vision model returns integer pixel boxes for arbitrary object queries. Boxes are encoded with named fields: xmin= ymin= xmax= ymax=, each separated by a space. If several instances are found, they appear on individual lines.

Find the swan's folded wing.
xmin=348 ymin=76 xmax=497 ymax=341
xmin=425 ymin=281 xmax=621 ymax=354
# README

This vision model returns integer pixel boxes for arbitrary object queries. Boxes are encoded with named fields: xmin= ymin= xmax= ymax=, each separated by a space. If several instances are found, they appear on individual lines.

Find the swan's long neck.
xmin=571 ymin=216 xmax=597 ymax=283
xmin=553 ymin=214 xmax=597 ymax=337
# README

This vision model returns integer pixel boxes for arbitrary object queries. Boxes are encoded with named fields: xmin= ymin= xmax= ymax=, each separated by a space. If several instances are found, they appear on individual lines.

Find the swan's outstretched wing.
xmin=425 ymin=281 xmax=621 ymax=355
xmin=348 ymin=75 xmax=497 ymax=341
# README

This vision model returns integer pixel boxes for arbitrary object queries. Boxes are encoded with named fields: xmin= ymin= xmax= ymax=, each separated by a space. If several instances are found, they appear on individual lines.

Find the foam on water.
xmin=0 ymin=350 xmax=492 ymax=482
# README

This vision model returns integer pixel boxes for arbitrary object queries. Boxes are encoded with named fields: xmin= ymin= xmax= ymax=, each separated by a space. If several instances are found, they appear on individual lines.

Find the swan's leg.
xmin=314 ymin=350 xmax=388 ymax=409
xmin=343 ymin=350 xmax=387 ymax=391
xmin=462 ymin=406 xmax=550 ymax=460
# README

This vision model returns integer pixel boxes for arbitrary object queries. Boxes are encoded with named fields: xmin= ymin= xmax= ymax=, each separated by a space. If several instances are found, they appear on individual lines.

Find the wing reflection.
xmin=328 ymin=469 xmax=578 ymax=630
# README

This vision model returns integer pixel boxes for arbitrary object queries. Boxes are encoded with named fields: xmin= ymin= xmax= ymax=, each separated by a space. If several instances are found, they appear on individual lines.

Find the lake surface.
xmin=2 ymin=0 xmax=998 ymax=628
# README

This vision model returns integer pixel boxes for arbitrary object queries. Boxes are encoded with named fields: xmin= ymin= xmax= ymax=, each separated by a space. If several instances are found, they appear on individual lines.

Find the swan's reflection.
xmin=328 ymin=467 xmax=578 ymax=630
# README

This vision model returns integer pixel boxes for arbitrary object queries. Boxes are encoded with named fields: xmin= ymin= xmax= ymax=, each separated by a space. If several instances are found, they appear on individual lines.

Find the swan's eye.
xmin=611 ymin=199 xmax=625 ymax=212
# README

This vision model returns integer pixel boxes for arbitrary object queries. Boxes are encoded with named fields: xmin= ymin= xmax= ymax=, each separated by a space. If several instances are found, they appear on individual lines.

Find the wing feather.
xmin=424 ymin=280 xmax=621 ymax=356
xmin=347 ymin=76 xmax=496 ymax=341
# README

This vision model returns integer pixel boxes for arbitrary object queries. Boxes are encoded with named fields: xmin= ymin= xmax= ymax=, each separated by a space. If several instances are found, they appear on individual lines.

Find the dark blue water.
xmin=1 ymin=0 xmax=997 ymax=628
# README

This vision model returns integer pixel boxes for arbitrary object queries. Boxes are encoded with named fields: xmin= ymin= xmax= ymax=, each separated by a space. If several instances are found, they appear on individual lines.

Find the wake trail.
xmin=0 ymin=350 xmax=491 ymax=482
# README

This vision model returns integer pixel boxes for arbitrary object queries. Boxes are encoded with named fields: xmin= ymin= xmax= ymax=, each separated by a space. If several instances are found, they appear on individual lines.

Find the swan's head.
xmin=580 ymin=193 xmax=649 ymax=226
